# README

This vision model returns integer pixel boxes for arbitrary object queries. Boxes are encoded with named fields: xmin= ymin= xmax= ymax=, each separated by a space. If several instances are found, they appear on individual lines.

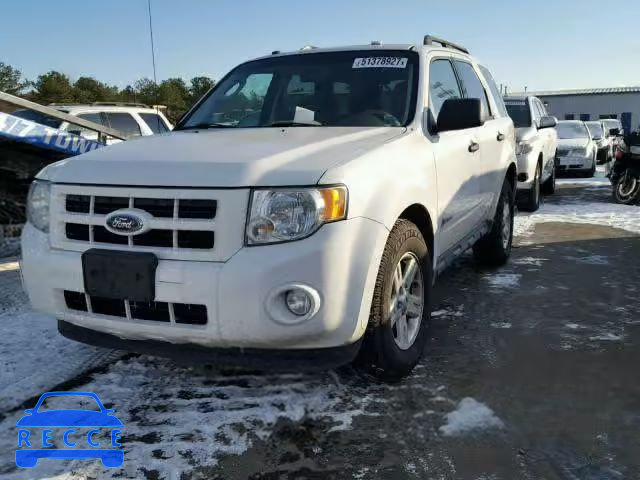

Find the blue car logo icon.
xmin=16 ymin=391 xmax=123 ymax=468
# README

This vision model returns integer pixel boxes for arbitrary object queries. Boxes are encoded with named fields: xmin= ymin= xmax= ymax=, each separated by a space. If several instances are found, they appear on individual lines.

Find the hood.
xmin=40 ymin=127 xmax=405 ymax=187
xmin=557 ymin=138 xmax=589 ymax=149
xmin=515 ymin=126 xmax=536 ymax=143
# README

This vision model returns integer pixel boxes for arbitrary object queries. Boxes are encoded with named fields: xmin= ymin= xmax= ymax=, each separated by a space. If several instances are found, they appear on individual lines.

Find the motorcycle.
xmin=609 ymin=132 xmax=640 ymax=205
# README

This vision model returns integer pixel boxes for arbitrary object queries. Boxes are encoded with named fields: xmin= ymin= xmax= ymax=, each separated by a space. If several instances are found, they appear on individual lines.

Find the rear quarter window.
xmin=478 ymin=65 xmax=508 ymax=117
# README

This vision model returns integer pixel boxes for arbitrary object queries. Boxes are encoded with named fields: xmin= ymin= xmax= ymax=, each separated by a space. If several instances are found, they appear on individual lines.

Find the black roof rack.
xmin=423 ymin=35 xmax=469 ymax=54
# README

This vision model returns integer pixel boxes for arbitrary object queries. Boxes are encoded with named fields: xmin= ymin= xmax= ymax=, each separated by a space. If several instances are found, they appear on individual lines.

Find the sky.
xmin=1 ymin=0 xmax=639 ymax=92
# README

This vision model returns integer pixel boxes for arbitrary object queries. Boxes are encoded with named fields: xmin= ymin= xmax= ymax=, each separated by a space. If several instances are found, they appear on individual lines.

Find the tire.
xmin=357 ymin=219 xmax=432 ymax=380
xmin=541 ymin=162 xmax=556 ymax=195
xmin=473 ymin=178 xmax=514 ymax=267
xmin=587 ymin=155 xmax=597 ymax=178
xmin=613 ymin=171 xmax=640 ymax=205
xmin=517 ymin=162 xmax=541 ymax=212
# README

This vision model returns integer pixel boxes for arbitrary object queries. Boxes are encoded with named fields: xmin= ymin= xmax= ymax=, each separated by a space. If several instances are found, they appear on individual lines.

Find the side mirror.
xmin=538 ymin=116 xmax=557 ymax=129
xmin=609 ymin=128 xmax=621 ymax=136
xmin=436 ymin=98 xmax=484 ymax=133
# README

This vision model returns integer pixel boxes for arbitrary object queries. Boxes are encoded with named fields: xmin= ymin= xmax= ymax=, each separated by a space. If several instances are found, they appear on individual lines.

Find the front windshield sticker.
xmin=352 ymin=57 xmax=408 ymax=69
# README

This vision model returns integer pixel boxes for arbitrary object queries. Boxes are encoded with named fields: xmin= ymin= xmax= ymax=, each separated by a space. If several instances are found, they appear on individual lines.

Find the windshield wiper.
xmin=175 ymin=122 xmax=236 ymax=131
xmin=265 ymin=120 xmax=322 ymax=127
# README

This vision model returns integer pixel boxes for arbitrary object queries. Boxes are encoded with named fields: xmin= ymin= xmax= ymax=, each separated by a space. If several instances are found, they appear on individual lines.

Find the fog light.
xmin=285 ymin=289 xmax=312 ymax=316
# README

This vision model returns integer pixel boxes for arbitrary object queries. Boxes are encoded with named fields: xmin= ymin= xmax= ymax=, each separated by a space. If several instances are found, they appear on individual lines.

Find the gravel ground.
xmin=0 ymin=177 xmax=638 ymax=479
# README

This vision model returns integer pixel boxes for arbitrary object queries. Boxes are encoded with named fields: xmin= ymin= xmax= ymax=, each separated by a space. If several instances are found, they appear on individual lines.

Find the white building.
xmin=510 ymin=87 xmax=640 ymax=134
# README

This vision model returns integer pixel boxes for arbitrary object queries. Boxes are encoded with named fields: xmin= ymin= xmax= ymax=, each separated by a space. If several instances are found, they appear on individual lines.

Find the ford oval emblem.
xmin=105 ymin=212 xmax=144 ymax=235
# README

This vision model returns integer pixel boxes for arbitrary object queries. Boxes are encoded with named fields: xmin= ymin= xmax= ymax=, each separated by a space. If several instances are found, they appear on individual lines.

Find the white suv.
xmin=21 ymin=37 xmax=516 ymax=379
xmin=504 ymin=96 xmax=558 ymax=211
xmin=12 ymin=103 xmax=172 ymax=142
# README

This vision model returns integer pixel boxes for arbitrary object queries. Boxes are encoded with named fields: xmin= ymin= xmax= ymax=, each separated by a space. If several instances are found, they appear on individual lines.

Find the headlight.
xmin=26 ymin=179 xmax=51 ymax=233
xmin=246 ymin=186 xmax=348 ymax=245
xmin=515 ymin=141 xmax=533 ymax=155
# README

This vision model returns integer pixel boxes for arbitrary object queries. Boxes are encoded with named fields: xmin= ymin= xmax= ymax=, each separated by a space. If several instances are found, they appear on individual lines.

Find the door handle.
xmin=468 ymin=141 xmax=480 ymax=153
xmin=497 ymin=132 xmax=505 ymax=141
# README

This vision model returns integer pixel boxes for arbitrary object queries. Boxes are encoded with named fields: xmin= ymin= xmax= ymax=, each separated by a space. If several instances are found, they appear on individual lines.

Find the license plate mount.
xmin=82 ymin=249 xmax=158 ymax=302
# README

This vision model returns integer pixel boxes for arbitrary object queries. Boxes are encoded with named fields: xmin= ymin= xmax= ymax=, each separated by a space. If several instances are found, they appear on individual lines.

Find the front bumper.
xmin=21 ymin=217 xmax=388 ymax=351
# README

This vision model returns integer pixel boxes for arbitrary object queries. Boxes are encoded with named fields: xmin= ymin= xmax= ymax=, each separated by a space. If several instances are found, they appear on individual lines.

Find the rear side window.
xmin=68 ymin=112 xmax=105 ymax=137
xmin=105 ymin=112 xmax=141 ymax=138
xmin=478 ymin=65 xmax=508 ymax=117
xmin=140 ymin=113 xmax=169 ymax=134
xmin=454 ymin=61 xmax=491 ymax=117
xmin=428 ymin=59 xmax=462 ymax=120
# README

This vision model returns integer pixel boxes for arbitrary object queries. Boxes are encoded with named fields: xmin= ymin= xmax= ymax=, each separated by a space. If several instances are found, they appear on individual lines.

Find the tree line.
xmin=0 ymin=61 xmax=215 ymax=123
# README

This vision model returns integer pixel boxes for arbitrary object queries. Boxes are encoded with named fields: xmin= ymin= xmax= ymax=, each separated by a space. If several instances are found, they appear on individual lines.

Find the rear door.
xmin=454 ymin=60 xmax=510 ymax=213
xmin=427 ymin=58 xmax=483 ymax=253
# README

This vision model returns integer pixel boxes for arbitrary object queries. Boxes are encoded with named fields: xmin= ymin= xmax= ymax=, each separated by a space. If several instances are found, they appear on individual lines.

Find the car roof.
xmin=253 ymin=43 xmax=473 ymax=61
xmin=51 ymin=105 xmax=164 ymax=115
xmin=557 ymin=120 xmax=584 ymax=124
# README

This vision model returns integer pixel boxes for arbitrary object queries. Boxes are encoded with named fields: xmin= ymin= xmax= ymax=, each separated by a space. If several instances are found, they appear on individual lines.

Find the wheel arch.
xmin=398 ymin=203 xmax=434 ymax=265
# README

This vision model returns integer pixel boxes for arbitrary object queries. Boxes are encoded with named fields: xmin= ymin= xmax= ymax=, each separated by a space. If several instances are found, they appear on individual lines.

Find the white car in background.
xmin=555 ymin=120 xmax=597 ymax=177
xmin=504 ymin=96 xmax=558 ymax=212
xmin=584 ymin=121 xmax=612 ymax=164
xmin=11 ymin=103 xmax=173 ymax=142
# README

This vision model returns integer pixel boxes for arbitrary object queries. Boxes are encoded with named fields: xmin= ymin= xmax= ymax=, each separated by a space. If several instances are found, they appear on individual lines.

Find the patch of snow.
xmin=439 ymin=397 xmax=504 ymax=436
xmin=589 ymin=333 xmax=624 ymax=342
xmin=431 ymin=306 xmax=464 ymax=318
xmin=514 ymin=184 xmax=640 ymax=237
xmin=565 ymin=323 xmax=580 ymax=330
xmin=556 ymin=177 xmax=610 ymax=187
xmin=513 ymin=257 xmax=548 ymax=267
xmin=565 ymin=255 xmax=610 ymax=265
xmin=491 ymin=322 xmax=512 ymax=329
xmin=483 ymin=273 xmax=521 ymax=289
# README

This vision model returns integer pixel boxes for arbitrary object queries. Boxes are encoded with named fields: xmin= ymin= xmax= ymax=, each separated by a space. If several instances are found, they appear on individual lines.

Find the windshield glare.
xmin=504 ymin=102 xmax=531 ymax=128
xmin=180 ymin=51 xmax=418 ymax=129
xmin=585 ymin=122 xmax=604 ymax=139
xmin=556 ymin=122 xmax=589 ymax=139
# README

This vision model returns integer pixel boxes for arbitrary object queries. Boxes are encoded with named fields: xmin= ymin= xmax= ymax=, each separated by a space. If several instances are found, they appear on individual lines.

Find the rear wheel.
xmin=542 ymin=162 xmax=556 ymax=195
xmin=357 ymin=219 xmax=431 ymax=380
xmin=518 ymin=162 xmax=541 ymax=212
xmin=473 ymin=178 xmax=514 ymax=267
xmin=613 ymin=170 xmax=640 ymax=205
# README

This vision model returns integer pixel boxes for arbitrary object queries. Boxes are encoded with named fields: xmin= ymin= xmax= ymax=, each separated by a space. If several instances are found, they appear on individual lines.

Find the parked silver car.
xmin=555 ymin=120 xmax=597 ymax=177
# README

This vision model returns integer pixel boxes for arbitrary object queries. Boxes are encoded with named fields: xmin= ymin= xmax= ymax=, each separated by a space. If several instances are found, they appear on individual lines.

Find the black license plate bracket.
xmin=82 ymin=249 xmax=158 ymax=302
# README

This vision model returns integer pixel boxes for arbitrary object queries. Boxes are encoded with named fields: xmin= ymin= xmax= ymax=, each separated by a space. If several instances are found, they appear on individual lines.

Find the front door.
xmin=427 ymin=58 xmax=483 ymax=253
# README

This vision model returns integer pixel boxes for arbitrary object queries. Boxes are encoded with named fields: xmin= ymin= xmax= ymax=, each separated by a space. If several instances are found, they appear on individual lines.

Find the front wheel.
xmin=542 ymin=162 xmax=556 ymax=195
xmin=473 ymin=178 xmax=514 ymax=267
xmin=517 ymin=163 xmax=541 ymax=212
xmin=357 ymin=219 xmax=432 ymax=380
xmin=613 ymin=170 xmax=640 ymax=205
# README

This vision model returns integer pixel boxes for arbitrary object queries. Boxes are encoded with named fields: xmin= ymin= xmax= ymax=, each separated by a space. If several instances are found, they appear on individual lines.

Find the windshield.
xmin=504 ymin=101 xmax=531 ymax=128
xmin=585 ymin=122 xmax=604 ymax=139
xmin=179 ymin=51 xmax=419 ymax=129
xmin=556 ymin=122 xmax=588 ymax=139
xmin=11 ymin=109 xmax=63 ymax=129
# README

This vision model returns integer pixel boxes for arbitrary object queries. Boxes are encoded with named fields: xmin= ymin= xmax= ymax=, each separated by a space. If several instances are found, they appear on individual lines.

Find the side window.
xmin=428 ymin=59 xmax=462 ymax=120
xmin=68 ymin=112 xmax=104 ymax=137
xmin=105 ymin=112 xmax=142 ymax=138
xmin=140 ymin=113 xmax=169 ymax=134
xmin=478 ymin=65 xmax=508 ymax=117
xmin=454 ymin=61 xmax=491 ymax=117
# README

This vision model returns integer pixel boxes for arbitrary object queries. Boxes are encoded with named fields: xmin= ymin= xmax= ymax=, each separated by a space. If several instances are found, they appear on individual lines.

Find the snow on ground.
xmin=439 ymin=397 xmax=504 ymax=436
xmin=483 ymin=273 xmax=521 ymax=290
xmin=514 ymin=175 xmax=640 ymax=238
xmin=0 ymin=259 xmax=122 ymax=412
